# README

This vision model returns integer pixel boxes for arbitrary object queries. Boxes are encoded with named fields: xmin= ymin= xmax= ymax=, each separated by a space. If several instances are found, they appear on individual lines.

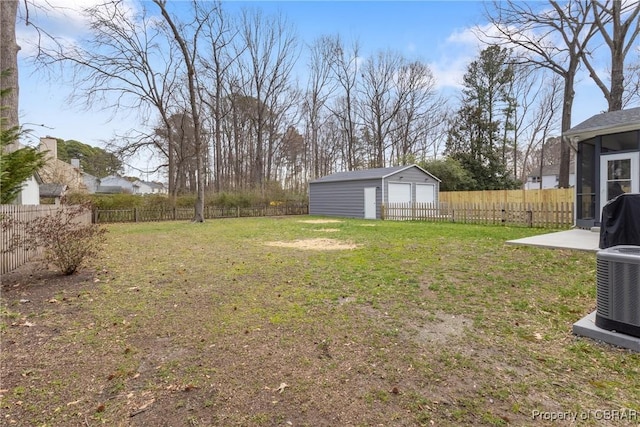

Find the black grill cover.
xmin=599 ymin=193 xmax=640 ymax=249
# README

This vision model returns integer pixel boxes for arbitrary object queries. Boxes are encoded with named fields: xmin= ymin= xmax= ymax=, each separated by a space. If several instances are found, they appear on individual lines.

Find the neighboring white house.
xmin=97 ymin=175 xmax=167 ymax=195
xmin=14 ymin=174 xmax=41 ymax=205
xmin=98 ymin=175 xmax=136 ymax=194
xmin=83 ymin=172 xmax=100 ymax=193
xmin=131 ymin=180 xmax=167 ymax=195
xmin=147 ymin=181 xmax=169 ymax=194
xmin=524 ymin=163 xmax=576 ymax=190
xmin=134 ymin=180 xmax=154 ymax=195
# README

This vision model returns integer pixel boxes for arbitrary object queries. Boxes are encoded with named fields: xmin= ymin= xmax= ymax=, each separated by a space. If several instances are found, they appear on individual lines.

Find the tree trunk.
xmin=0 ymin=0 xmax=20 ymax=141
xmin=214 ymin=83 xmax=222 ymax=192
xmin=609 ymin=44 xmax=625 ymax=111
xmin=153 ymin=0 xmax=204 ymax=222
xmin=559 ymin=67 xmax=576 ymax=189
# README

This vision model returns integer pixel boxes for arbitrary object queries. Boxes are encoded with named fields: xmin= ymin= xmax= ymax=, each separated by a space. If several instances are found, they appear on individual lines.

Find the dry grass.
xmin=1 ymin=217 xmax=638 ymax=426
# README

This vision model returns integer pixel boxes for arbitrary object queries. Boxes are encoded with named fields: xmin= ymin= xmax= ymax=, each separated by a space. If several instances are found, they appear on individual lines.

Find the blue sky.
xmin=16 ymin=0 xmax=610 ymax=173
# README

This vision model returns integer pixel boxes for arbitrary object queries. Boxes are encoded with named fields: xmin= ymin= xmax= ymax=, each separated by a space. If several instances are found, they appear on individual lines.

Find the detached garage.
xmin=309 ymin=164 xmax=440 ymax=219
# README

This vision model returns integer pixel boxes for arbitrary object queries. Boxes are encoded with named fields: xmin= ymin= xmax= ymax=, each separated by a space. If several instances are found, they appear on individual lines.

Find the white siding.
xmin=17 ymin=176 xmax=40 ymax=205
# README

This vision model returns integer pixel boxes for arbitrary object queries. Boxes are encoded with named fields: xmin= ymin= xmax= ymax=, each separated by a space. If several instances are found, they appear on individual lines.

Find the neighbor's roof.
xmin=39 ymin=183 xmax=67 ymax=197
xmin=141 ymin=181 xmax=164 ymax=189
xmin=310 ymin=164 xmax=440 ymax=183
xmin=565 ymin=107 xmax=640 ymax=141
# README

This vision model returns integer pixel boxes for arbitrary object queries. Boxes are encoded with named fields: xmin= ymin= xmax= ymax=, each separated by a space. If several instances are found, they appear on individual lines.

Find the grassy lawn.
xmin=1 ymin=217 xmax=639 ymax=426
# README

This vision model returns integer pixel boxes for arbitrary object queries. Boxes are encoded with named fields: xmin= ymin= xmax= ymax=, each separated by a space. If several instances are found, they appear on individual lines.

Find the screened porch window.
xmin=577 ymin=138 xmax=596 ymax=223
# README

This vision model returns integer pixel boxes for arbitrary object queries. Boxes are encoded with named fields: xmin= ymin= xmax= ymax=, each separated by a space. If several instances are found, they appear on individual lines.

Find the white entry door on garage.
xmin=415 ymin=183 xmax=435 ymax=204
xmin=364 ymin=187 xmax=377 ymax=219
xmin=388 ymin=182 xmax=412 ymax=204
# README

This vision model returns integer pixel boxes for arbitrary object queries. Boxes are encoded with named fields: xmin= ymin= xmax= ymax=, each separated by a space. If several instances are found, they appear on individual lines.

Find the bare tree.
xmin=625 ymin=61 xmax=640 ymax=106
xmin=303 ymin=36 xmax=335 ymax=179
xmin=152 ymin=0 xmax=211 ymax=222
xmin=481 ymin=0 xmax=599 ymax=188
xmin=237 ymin=8 xmax=299 ymax=190
xmin=359 ymin=50 xmax=405 ymax=167
xmin=33 ymin=0 xmax=192 ymax=203
xmin=582 ymin=0 xmax=640 ymax=110
xmin=513 ymin=70 xmax=563 ymax=184
xmin=198 ymin=2 xmax=241 ymax=192
xmin=391 ymin=60 xmax=446 ymax=163
xmin=327 ymin=35 xmax=362 ymax=170
xmin=154 ymin=112 xmax=198 ymax=194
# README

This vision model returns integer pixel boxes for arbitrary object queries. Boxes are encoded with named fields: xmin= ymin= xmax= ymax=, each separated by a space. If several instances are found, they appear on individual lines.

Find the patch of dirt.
xmin=1 ymin=258 xmax=96 ymax=295
xmin=338 ymin=296 xmax=356 ymax=305
xmin=414 ymin=312 xmax=469 ymax=345
xmin=265 ymin=238 xmax=358 ymax=250
xmin=314 ymin=228 xmax=339 ymax=233
xmin=359 ymin=224 xmax=377 ymax=227
xmin=298 ymin=219 xmax=343 ymax=224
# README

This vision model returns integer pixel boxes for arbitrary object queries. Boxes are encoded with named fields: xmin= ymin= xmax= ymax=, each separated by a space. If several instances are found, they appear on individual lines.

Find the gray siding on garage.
xmin=309 ymin=164 xmax=440 ymax=219
xmin=309 ymin=178 xmax=382 ymax=218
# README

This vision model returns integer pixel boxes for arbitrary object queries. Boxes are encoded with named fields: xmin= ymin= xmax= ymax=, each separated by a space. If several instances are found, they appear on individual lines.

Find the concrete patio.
xmin=506 ymin=228 xmax=601 ymax=252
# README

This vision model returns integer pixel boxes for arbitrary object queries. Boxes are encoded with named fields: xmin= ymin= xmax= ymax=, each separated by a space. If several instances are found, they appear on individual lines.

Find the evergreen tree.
xmin=56 ymin=138 xmax=122 ymax=178
xmin=0 ymin=124 xmax=46 ymax=204
xmin=0 ymin=78 xmax=46 ymax=204
xmin=419 ymin=157 xmax=475 ymax=192
xmin=446 ymin=45 xmax=520 ymax=190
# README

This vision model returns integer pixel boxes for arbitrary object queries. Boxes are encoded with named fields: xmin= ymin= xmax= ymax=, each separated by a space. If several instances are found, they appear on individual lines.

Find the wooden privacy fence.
xmin=1 ymin=205 xmax=92 ymax=274
xmin=439 ymin=188 xmax=574 ymax=205
xmin=383 ymin=201 xmax=574 ymax=228
xmin=93 ymin=203 xmax=309 ymax=223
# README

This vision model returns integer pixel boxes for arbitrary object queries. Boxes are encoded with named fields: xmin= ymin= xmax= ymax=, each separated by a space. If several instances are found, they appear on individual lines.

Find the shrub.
xmin=65 ymin=189 xmax=308 ymax=212
xmin=2 ymin=203 xmax=107 ymax=275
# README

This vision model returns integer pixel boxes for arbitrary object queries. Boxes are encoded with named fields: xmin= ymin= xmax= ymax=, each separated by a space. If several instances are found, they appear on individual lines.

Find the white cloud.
xmin=429 ymin=56 xmax=470 ymax=90
xmin=16 ymin=0 xmax=141 ymax=56
xmin=427 ymin=26 xmax=482 ymax=90
xmin=446 ymin=26 xmax=485 ymax=49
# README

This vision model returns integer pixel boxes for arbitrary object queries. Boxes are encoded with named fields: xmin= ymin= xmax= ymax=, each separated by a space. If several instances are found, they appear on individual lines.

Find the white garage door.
xmin=388 ymin=182 xmax=412 ymax=204
xmin=415 ymin=184 xmax=435 ymax=204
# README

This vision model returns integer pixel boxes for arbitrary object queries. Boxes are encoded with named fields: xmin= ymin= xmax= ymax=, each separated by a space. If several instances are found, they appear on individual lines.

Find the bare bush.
xmin=1 ymin=203 xmax=106 ymax=275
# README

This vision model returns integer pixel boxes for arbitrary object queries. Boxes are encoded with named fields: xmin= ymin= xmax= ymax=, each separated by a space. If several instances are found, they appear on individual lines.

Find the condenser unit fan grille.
xmin=596 ymin=258 xmax=610 ymax=318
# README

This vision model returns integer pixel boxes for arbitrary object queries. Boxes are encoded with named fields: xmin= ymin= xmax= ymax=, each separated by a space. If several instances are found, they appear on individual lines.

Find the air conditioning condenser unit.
xmin=596 ymin=245 xmax=640 ymax=338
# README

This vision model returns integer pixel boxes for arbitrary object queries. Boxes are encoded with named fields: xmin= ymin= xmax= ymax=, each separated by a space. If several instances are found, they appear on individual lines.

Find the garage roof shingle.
xmin=311 ymin=164 xmax=439 ymax=183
